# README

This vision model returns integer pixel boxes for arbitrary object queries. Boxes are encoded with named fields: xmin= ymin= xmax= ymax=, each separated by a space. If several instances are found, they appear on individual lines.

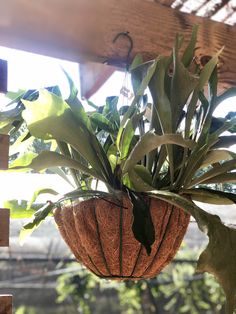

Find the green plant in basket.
xmin=2 ymin=26 xmax=236 ymax=313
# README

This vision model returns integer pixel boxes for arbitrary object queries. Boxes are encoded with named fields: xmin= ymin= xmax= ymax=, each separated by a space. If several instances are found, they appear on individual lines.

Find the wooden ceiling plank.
xmin=0 ymin=0 xmax=236 ymax=88
xmin=155 ymin=0 xmax=176 ymax=7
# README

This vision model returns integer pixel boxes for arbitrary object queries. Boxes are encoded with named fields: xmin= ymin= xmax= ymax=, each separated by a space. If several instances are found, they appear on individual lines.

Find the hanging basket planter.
xmin=54 ymin=196 xmax=190 ymax=280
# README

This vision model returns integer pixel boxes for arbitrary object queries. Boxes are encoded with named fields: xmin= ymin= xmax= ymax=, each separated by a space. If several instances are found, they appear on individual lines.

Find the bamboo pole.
xmin=0 ymin=295 xmax=12 ymax=314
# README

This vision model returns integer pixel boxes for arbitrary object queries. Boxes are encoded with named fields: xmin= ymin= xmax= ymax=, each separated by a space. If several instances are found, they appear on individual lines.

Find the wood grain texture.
xmin=0 ymin=295 xmax=12 ymax=314
xmin=0 ymin=135 xmax=9 ymax=170
xmin=0 ymin=1 xmax=235 ymax=88
xmin=0 ymin=209 xmax=10 ymax=247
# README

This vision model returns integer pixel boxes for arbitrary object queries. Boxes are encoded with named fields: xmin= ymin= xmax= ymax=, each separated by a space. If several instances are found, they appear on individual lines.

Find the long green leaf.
xmin=181 ymin=25 xmax=199 ymax=67
xmin=200 ymin=149 xmax=236 ymax=168
xmin=10 ymin=151 xmax=104 ymax=181
xmin=149 ymin=56 xmax=172 ymax=133
xmin=26 ymin=188 xmax=59 ymax=211
xmin=200 ymin=173 xmax=236 ymax=184
xmin=185 ymin=49 xmax=223 ymax=138
xmin=118 ymin=111 xmax=144 ymax=160
xmin=180 ymin=188 xmax=235 ymax=205
xmin=171 ymin=36 xmax=198 ymax=131
xmin=122 ymin=132 xmax=195 ymax=173
xmin=190 ymin=159 xmax=236 ymax=187
xmin=20 ymin=201 xmax=54 ymax=243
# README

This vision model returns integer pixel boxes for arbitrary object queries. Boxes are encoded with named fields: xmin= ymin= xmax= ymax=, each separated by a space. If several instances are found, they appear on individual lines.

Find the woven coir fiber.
xmin=54 ymin=195 xmax=190 ymax=280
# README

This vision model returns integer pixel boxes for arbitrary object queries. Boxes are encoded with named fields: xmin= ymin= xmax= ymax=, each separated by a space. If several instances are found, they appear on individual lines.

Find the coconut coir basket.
xmin=54 ymin=196 xmax=190 ymax=280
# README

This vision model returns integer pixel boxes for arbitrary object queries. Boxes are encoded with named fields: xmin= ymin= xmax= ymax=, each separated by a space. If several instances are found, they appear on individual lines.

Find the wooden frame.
xmin=0 ymin=0 xmax=236 ymax=88
xmin=0 ymin=135 xmax=9 ymax=170
xmin=0 ymin=295 xmax=12 ymax=314
xmin=0 ymin=208 xmax=10 ymax=247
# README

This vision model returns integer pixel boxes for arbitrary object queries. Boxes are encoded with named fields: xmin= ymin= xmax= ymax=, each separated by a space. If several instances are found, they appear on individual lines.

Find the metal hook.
xmin=112 ymin=31 xmax=133 ymax=69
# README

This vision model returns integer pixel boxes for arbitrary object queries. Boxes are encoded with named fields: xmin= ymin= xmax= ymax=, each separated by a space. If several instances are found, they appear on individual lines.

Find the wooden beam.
xmin=0 ymin=1 xmax=236 ymax=88
xmin=0 ymin=208 xmax=10 ymax=247
xmin=80 ymin=62 xmax=116 ymax=99
xmin=0 ymin=135 xmax=9 ymax=170
xmin=0 ymin=295 xmax=12 ymax=314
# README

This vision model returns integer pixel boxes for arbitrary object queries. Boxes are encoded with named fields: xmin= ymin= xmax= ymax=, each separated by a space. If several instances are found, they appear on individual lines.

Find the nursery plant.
xmin=1 ymin=26 xmax=236 ymax=312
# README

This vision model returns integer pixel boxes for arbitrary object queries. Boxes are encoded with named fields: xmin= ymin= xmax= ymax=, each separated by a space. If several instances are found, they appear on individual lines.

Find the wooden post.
xmin=0 ymin=208 xmax=10 ymax=247
xmin=0 ymin=295 xmax=12 ymax=314
xmin=0 ymin=209 xmax=12 ymax=313
xmin=0 ymin=135 xmax=9 ymax=170
xmin=0 ymin=127 xmax=12 ymax=313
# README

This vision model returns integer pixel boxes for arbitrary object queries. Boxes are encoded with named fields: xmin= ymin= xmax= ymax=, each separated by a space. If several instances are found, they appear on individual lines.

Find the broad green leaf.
xmin=107 ymin=143 xmax=119 ymax=171
xmin=26 ymin=188 xmax=59 ymax=211
xmin=103 ymin=96 xmax=120 ymax=129
xmin=4 ymin=200 xmax=37 ymax=219
xmin=127 ymin=189 xmax=155 ymax=255
xmin=90 ymin=112 xmax=115 ymax=134
xmin=200 ymin=149 xmax=236 ymax=168
xmin=22 ymin=90 xmax=111 ymax=181
xmin=128 ymin=167 xmax=154 ymax=192
xmin=8 ymin=152 xmax=37 ymax=172
xmin=118 ymin=111 xmax=144 ymax=160
xmin=122 ymin=132 xmax=195 ymax=173
xmin=20 ymin=201 xmax=54 ymax=243
xmin=62 ymin=69 xmax=92 ymax=131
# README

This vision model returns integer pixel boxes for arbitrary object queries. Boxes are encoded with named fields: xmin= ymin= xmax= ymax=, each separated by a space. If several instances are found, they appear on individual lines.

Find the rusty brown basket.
xmin=54 ymin=196 xmax=190 ymax=280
